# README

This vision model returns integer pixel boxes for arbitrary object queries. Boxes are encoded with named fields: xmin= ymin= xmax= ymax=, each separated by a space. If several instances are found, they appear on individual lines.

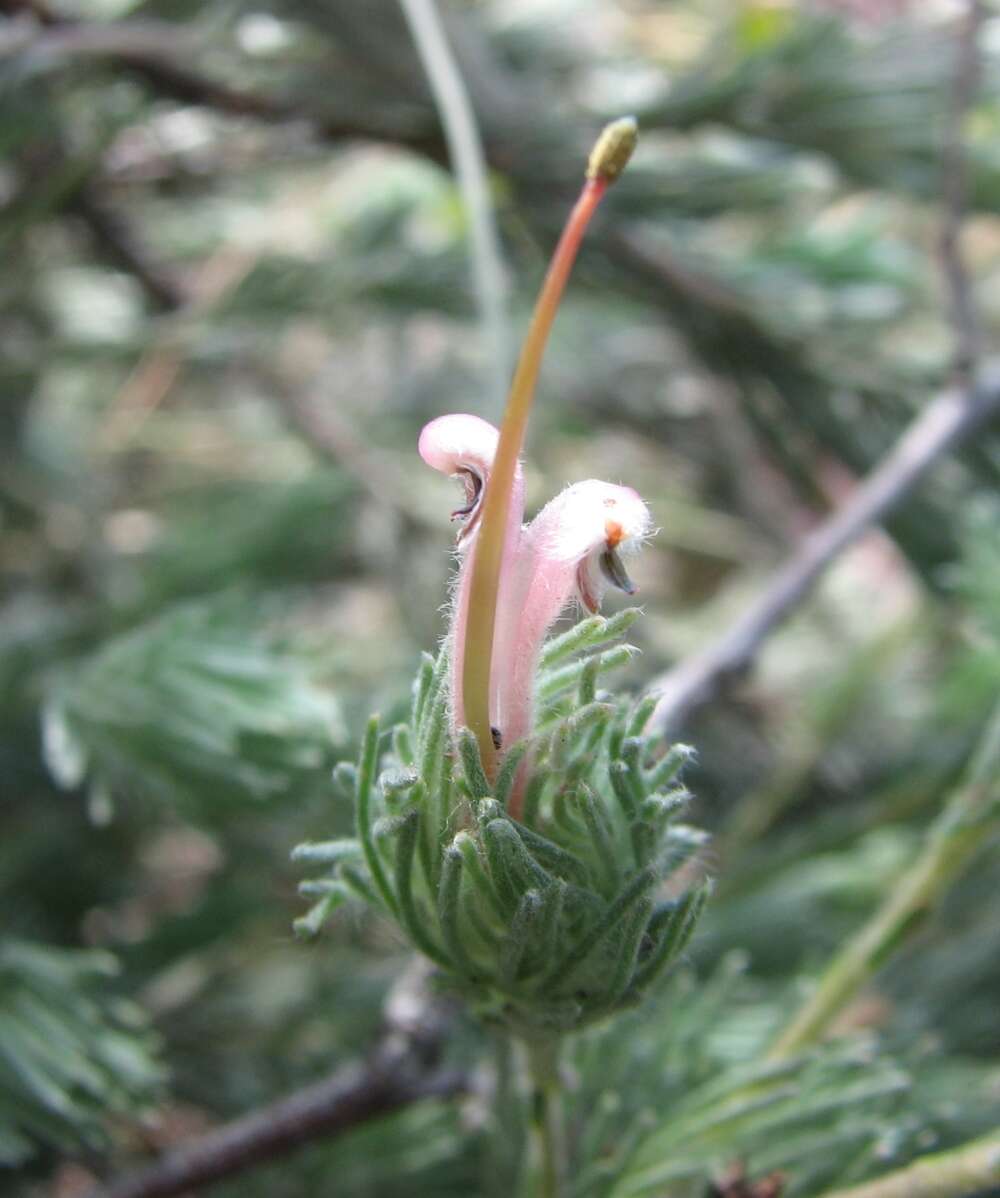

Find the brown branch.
xmin=648 ymin=367 xmax=1000 ymax=736
xmin=5 ymin=128 xmax=187 ymax=313
xmin=0 ymin=17 xmax=195 ymax=59
xmin=266 ymin=372 xmax=409 ymax=516
xmin=3 ymin=4 xmax=445 ymax=159
xmin=258 ymin=350 xmax=437 ymax=535
xmin=68 ymin=187 xmax=187 ymax=312
xmin=939 ymin=0 xmax=985 ymax=383
xmin=89 ymin=963 xmax=464 ymax=1198
xmin=0 ymin=0 xmax=58 ymax=22
xmin=94 ymin=1065 xmax=463 ymax=1198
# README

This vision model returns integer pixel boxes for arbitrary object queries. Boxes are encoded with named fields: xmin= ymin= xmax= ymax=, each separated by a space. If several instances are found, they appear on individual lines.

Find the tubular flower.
xmin=497 ymin=479 xmax=652 ymax=763
xmin=420 ymin=422 xmax=651 ymax=797
xmin=418 ymin=414 xmax=525 ymax=733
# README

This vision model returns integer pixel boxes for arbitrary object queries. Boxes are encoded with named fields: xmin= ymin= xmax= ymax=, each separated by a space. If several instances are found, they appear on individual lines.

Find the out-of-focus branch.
xmin=94 ymin=1065 xmax=463 ymax=1198
xmin=817 ymin=1127 xmax=1000 ymax=1198
xmin=99 ymin=249 xmax=254 ymax=448
xmin=0 ymin=0 xmax=55 ymax=25
xmin=0 ymin=15 xmax=194 ymax=59
xmin=88 ymin=962 xmax=464 ymax=1198
xmin=648 ymin=367 xmax=1000 ymax=736
xmin=68 ymin=187 xmax=186 ymax=312
xmin=1 ymin=3 xmax=447 ymax=158
xmin=4 ymin=129 xmax=186 ymax=312
xmin=769 ymin=701 xmax=1000 ymax=1060
xmin=939 ymin=0 xmax=985 ymax=382
xmin=646 ymin=2 xmax=995 ymax=739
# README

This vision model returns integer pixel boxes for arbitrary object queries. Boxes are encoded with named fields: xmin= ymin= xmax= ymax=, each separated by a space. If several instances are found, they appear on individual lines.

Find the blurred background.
xmin=2 ymin=0 xmax=1000 ymax=1195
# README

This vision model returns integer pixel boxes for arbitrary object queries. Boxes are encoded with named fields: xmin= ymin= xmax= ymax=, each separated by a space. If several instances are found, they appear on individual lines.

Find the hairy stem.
xmin=524 ymin=1038 xmax=566 ymax=1198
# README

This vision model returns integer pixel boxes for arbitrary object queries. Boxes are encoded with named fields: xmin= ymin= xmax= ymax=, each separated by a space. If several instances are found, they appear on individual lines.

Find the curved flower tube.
xmin=498 ymin=481 xmax=652 ymax=802
xmin=421 ymin=414 xmax=652 ymax=806
xmin=418 ymin=414 xmax=526 ymax=732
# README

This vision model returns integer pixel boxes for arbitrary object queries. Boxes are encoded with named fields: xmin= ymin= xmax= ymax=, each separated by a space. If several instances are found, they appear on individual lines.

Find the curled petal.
xmin=527 ymin=481 xmax=650 ymax=573
xmin=419 ymin=414 xmax=502 ymax=544
xmin=418 ymin=413 xmax=500 ymax=476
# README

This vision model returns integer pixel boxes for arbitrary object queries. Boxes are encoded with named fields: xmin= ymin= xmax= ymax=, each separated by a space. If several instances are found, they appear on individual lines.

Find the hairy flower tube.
xmin=418 ymin=412 xmax=525 ymax=738
xmin=295 ymin=118 xmax=709 ymax=1037
xmin=420 ymin=417 xmax=653 ymax=815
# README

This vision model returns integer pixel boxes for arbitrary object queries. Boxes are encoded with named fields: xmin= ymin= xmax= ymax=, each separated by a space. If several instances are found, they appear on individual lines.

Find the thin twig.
xmin=769 ymin=700 xmax=1000 ymax=1060
xmin=89 ymin=962 xmax=464 ymax=1198
xmin=68 ymin=187 xmax=187 ymax=313
xmin=265 ymin=363 xmax=434 ymax=530
xmin=939 ymin=0 xmax=985 ymax=383
xmin=647 ymin=368 xmax=1000 ymax=737
xmin=98 ymin=249 xmax=255 ymax=449
xmin=2 ymin=3 xmax=447 ymax=159
xmin=816 ymin=1127 xmax=1000 ymax=1198
xmin=0 ymin=17 xmax=195 ymax=61
xmin=7 ymin=129 xmax=186 ymax=313
xmin=397 ymin=0 xmax=510 ymax=405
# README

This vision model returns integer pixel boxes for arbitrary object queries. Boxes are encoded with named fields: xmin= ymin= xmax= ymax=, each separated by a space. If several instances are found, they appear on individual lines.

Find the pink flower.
xmin=420 ymin=415 xmax=651 ymax=804
xmin=499 ymin=479 xmax=651 ymax=758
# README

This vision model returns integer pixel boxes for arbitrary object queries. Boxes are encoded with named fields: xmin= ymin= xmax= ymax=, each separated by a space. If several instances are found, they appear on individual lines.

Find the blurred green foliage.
xmin=0 ymin=939 xmax=161 ymax=1167
xmin=43 ymin=597 xmax=344 ymax=813
xmin=1 ymin=0 xmax=999 ymax=1194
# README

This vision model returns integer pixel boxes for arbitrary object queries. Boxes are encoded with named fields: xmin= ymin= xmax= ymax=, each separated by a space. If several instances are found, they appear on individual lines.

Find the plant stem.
xmin=817 ymin=1127 xmax=1000 ymax=1198
xmin=524 ymin=1037 xmax=566 ymax=1198
xmin=486 ymin=1033 xmax=523 ymax=1198
xmin=770 ymin=701 xmax=1000 ymax=1059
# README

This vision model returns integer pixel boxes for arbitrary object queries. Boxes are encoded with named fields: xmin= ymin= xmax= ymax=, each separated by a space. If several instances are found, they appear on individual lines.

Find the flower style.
xmin=454 ymin=117 xmax=642 ymax=778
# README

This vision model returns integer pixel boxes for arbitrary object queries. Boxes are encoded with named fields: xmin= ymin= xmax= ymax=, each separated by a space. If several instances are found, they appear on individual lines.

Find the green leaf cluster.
xmin=43 ymin=598 xmax=344 ymax=813
xmin=0 ymin=939 xmax=161 ymax=1167
xmin=296 ymin=609 xmax=709 ymax=1035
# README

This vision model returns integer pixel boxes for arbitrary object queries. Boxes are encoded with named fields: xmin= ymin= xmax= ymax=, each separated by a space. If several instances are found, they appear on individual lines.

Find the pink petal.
xmin=418 ymin=413 xmax=500 ymax=480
